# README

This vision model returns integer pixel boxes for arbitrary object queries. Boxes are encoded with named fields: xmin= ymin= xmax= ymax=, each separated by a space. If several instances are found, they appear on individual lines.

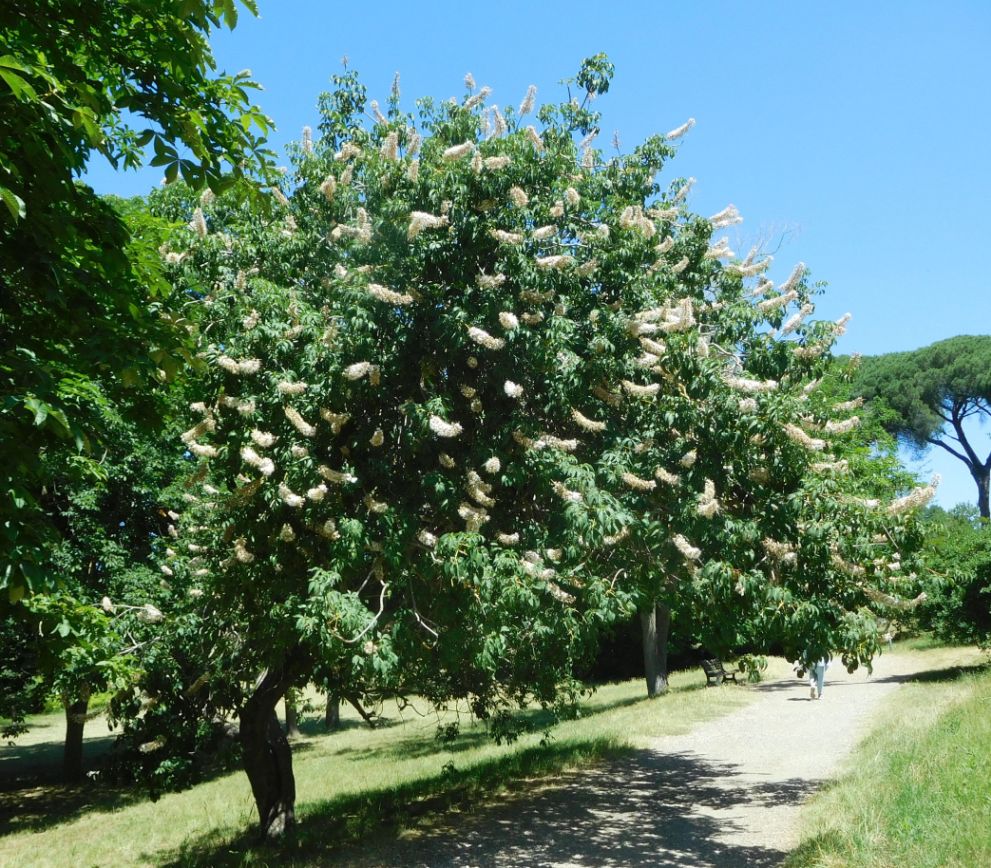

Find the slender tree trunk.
xmin=63 ymin=688 xmax=90 ymax=782
xmin=284 ymin=688 xmax=302 ymax=738
xmin=324 ymin=694 xmax=340 ymax=730
xmin=640 ymin=602 xmax=672 ymax=698
xmin=241 ymin=667 xmax=297 ymax=839
xmin=973 ymin=466 xmax=990 ymax=520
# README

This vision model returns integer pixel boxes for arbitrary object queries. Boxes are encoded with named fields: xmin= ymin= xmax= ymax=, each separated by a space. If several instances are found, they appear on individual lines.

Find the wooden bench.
xmin=701 ymin=658 xmax=739 ymax=686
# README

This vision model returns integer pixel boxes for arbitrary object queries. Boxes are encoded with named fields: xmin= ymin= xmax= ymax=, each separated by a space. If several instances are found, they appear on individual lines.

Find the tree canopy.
xmin=855 ymin=335 xmax=991 ymax=517
xmin=110 ymin=60 xmax=936 ymax=838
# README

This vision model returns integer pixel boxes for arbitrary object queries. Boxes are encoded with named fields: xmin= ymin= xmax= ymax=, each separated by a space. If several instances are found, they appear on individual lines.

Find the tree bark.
xmin=284 ymin=688 xmax=302 ymax=738
xmin=63 ymin=689 xmax=90 ymax=782
xmin=973 ymin=466 xmax=990 ymax=520
xmin=324 ymin=694 xmax=340 ymax=730
xmin=241 ymin=666 xmax=297 ymax=839
xmin=640 ymin=602 xmax=672 ymax=698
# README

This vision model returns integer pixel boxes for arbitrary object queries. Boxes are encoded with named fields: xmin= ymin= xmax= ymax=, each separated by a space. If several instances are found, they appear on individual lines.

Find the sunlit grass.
xmin=786 ymin=644 xmax=991 ymax=868
xmin=0 ymin=661 xmax=778 ymax=867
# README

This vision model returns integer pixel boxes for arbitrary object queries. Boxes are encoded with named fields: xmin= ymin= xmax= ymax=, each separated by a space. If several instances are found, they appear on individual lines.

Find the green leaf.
xmin=0 ymin=67 xmax=37 ymax=101
xmin=0 ymin=185 xmax=26 ymax=221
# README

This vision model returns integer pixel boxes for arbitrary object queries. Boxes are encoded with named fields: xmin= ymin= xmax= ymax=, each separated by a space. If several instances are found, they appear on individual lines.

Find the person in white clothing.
xmin=808 ymin=657 xmax=829 ymax=699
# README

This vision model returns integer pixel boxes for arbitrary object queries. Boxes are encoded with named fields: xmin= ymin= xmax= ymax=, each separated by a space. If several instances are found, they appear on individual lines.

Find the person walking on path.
xmin=809 ymin=657 xmax=830 ymax=699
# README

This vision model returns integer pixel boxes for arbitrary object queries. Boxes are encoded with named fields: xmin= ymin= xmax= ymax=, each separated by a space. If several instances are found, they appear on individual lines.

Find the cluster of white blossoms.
xmin=603 ymin=526 xmax=630 ymax=546
xmin=495 ymin=531 xmax=519 ymax=546
xmin=497 ymin=311 xmax=519 ymax=331
xmin=443 ymin=141 xmax=474 ymax=161
xmin=532 ymin=224 xmax=557 ymax=240
xmin=503 ymin=380 xmax=524 ymax=399
xmin=284 ymin=406 xmax=316 ymax=438
xmin=343 ymin=361 xmax=380 ymax=382
xmin=216 ymin=355 xmax=262 ymax=375
xmin=429 ymin=414 xmax=463 ymax=438
xmin=757 ymin=290 xmax=798 ymax=313
xmin=552 ymin=481 xmax=583 ymax=503
xmin=672 ymin=534 xmax=701 ymax=561
xmin=276 ymin=380 xmax=308 ymax=396
xmin=490 ymin=229 xmax=523 ymax=245
xmin=665 ymin=118 xmax=696 ymax=141
xmin=189 ymin=207 xmax=208 ymax=238
xmin=763 ymin=537 xmax=797 ymax=566
xmin=467 ymin=470 xmax=496 ymax=508
xmin=705 ymin=237 xmax=734 ymax=260
xmin=319 ymin=408 xmax=350 ymax=433
xmin=241 ymin=446 xmax=275 ymax=477
xmin=621 ymin=471 xmax=656 ymax=492
xmin=476 ymin=272 xmax=506 ymax=289
xmin=724 ymin=375 xmax=779 ymax=394
xmin=887 ymin=475 xmax=940 ymax=515
xmin=220 ymin=395 xmax=256 ymax=416
xmin=696 ymin=479 xmax=720 ymax=518
xmin=535 ymin=254 xmax=573 ymax=270
xmin=417 ymin=529 xmax=438 ymax=548
xmin=317 ymin=465 xmax=357 ymax=484
xmin=621 ymin=380 xmax=661 ymax=398
xmin=234 ymin=538 xmax=255 ymax=563
xmin=363 ymin=494 xmax=388 ymax=514
xmin=783 ymin=423 xmax=826 ymax=451
xmin=619 ymin=205 xmax=656 ymax=237
xmin=367 ymin=283 xmax=415 ymax=305
xmin=467 ymin=326 xmax=505 ymax=350
xmin=654 ymin=466 xmax=680 ymax=486
xmin=407 ymin=211 xmax=449 ymax=240
xmin=825 ymin=416 xmax=861 ymax=435
xmin=278 ymin=481 xmax=305 ymax=508
xmin=709 ymin=204 xmax=742 ymax=229
xmin=781 ymin=303 xmax=815 ymax=336
xmin=458 ymin=501 xmax=489 ymax=532
xmin=483 ymin=457 xmax=501 ymax=474
xmin=571 ymin=408 xmax=606 ymax=433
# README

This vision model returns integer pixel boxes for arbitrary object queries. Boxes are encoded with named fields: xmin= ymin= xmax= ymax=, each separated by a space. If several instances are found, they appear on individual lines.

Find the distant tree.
xmin=918 ymin=504 xmax=991 ymax=647
xmin=855 ymin=335 xmax=991 ymax=518
xmin=0 ymin=0 xmax=274 ymax=600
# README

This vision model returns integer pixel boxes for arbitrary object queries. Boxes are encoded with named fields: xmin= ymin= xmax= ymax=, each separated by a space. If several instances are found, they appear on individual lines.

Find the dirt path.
xmin=357 ymin=653 xmax=929 ymax=867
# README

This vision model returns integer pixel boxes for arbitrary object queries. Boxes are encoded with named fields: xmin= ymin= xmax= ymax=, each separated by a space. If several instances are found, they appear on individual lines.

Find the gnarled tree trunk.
xmin=324 ymin=694 xmax=340 ymax=730
xmin=63 ymin=687 xmax=90 ymax=782
xmin=241 ymin=666 xmax=297 ymax=839
xmin=640 ymin=602 xmax=672 ymax=698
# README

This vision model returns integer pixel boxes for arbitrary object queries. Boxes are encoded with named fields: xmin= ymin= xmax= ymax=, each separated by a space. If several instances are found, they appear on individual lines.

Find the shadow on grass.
xmin=153 ymin=736 xmax=630 ymax=867
xmin=874 ymin=662 xmax=991 ymax=686
xmin=0 ymin=736 xmax=319 ymax=839
xmin=781 ymin=829 xmax=849 ymax=867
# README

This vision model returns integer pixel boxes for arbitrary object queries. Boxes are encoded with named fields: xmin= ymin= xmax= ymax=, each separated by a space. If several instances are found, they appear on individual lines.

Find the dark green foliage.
xmin=0 ymin=1 xmax=274 ymax=600
xmin=919 ymin=505 xmax=991 ymax=646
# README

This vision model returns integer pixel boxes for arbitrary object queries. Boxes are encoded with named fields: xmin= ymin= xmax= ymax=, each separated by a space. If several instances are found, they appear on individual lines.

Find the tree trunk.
xmin=640 ymin=602 xmax=672 ymax=698
xmin=63 ymin=689 xmax=90 ymax=782
xmin=241 ymin=667 xmax=297 ymax=839
xmin=324 ymin=694 xmax=340 ymax=730
xmin=973 ymin=466 xmax=990 ymax=520
xmin=284 ymin=688 xmax=302 ymax=738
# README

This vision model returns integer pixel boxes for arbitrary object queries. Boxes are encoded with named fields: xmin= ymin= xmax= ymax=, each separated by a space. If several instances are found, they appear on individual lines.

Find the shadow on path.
xmin=341 ymin=749 xmax=810 ymax=867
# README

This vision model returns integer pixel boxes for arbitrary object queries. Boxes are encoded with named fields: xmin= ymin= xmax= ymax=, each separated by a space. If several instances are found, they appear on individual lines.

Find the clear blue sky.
xmin=88 ymin=1 xmax=991 ymax=509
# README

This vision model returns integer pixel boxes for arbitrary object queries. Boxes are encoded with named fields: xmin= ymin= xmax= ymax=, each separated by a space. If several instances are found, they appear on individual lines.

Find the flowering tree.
xmin=141 ymin=58 xmax=933 ymax=835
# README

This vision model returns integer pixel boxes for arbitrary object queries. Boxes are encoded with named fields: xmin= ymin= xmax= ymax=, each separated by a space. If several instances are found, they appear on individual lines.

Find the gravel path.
xmin=359 ymin=653 xmax=925 ymax=867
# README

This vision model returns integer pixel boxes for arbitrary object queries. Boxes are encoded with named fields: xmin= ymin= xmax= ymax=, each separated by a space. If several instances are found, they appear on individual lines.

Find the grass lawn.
xmin=0 ymin=658 xmax=789 ymax=867
xmin=785 ymin=641 xmax=991 ymax=868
